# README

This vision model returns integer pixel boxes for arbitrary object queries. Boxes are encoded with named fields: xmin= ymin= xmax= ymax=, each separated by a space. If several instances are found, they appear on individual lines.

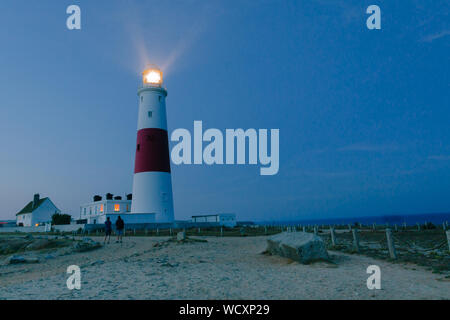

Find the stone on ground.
xmin=7 ymin=255 xmax=39 ymax=264
xmin=73 ymin=238 xmax=102 ymax=252
xmin=266 ymin=232 xmax=329 ymax=264
xmin=177 ymin=231 xmax=186 ymax=241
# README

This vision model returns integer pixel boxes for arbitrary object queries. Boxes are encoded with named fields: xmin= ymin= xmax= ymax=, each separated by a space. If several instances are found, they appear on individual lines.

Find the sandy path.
xmin=0 ymin=236 xmax=448 ymax=300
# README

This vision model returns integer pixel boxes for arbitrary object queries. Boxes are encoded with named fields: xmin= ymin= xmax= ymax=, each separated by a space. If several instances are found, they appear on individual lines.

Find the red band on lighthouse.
xmin=134 ymin=128 xmax=171 ymax=174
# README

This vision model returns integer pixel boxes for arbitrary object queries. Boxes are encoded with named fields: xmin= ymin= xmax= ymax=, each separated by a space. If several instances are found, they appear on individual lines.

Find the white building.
xmin=79 ymin=194 xmax=156 ymax=225
xmin=80 ymin=195 xmax=131 ymax=224
xmin=192 ymin=213 xmax=237 ymax=227
xmin=16 ymin=194 xmax=61 ymax=227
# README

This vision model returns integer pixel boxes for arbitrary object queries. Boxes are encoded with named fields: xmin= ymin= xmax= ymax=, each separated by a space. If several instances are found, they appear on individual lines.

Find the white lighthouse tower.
xmin=131 ymin=66 xmax=174 ymax=223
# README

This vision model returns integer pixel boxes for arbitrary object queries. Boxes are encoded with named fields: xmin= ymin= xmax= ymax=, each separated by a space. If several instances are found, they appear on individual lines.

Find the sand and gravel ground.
xmin=0 ymin=236 xmax=448 ymax=300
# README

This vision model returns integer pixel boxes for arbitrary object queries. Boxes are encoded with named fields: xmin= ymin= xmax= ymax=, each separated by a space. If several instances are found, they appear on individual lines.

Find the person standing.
xmin=104 ymin=217 xmax=112 ymax=244
xmin=115 ymin=216 xmax=125 ymax=243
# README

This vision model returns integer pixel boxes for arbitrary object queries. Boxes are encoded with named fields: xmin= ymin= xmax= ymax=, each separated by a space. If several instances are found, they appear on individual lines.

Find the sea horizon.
xmin=256 ymin=212 xmax=450 ymax=227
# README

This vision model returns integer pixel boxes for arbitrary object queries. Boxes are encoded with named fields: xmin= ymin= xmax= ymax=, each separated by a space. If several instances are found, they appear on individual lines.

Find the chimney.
xmin=33 ymin=194 xmax=40 ymax=209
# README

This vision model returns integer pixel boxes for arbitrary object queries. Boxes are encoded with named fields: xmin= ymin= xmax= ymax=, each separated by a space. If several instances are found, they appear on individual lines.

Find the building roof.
xmin=16 ymin=198 xmax=49 ymax=215
xmin=80 ymin=199 xmax=131 ymax=207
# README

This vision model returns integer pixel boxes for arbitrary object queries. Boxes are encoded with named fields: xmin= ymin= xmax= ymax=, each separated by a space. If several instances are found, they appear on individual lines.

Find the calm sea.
xmin=257 ymin=212 xmax=450 ymax=227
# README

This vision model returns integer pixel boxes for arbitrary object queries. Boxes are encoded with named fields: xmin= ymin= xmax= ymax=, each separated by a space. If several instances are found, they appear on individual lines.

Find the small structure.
xmin=191 ymin=213 xmax=237 ymax=227
xmin=16 ymin=194 xmax=61 ymax=227
xmin=80 ymin=194 xmax=132 ymax=224
xmin=80 ymin=194 xmax=156 ymax=225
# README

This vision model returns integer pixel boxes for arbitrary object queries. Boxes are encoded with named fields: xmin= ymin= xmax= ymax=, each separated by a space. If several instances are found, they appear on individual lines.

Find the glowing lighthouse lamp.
xmin=131 ymin=66 xmax=175 ymax=223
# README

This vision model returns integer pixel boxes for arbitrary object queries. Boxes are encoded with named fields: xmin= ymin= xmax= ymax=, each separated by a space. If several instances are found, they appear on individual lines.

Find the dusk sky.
xmin=0 ymin=1 xmax=449 ymax=221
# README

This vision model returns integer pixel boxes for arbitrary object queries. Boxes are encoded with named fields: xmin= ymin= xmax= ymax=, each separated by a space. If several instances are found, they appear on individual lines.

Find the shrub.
xmin=51 ymin=213 xmax=71 ymax=225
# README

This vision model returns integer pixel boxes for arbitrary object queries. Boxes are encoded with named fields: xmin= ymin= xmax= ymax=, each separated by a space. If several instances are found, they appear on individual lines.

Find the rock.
xmin=7 ymin=255 xmax=25 ymax=264
xmin=90 ymin=260 xmax=104 ymax=266
xmin=266 ymin=232 xmax=329 ymax=264
xmin=25 ymin=239 xmax=51 ymax=250
xmin=177 ymin=232 xmax=186 ymax=241
xmin=7 ymin=255 xmax=39 ymax=264
xmin=161 ymin=262 xmax=178 ymax=267
xmin=73 ymin=239 xmax=102 ymax=252
xmin=0 ymin=239 xmax=30 ymax=255
xmin=24 ymin=257 xmax=39 ymax=263
xmin=24 ymin=234 xmax=34 ymax=240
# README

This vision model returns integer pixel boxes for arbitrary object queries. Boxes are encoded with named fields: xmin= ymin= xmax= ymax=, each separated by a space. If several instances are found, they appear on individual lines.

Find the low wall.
xmin=0 ymin=226 xmax=47 ymax=233
xmin=84 ymin=221 xmax=225 ymax=232
xmin=53 ymin=224 xmax=85 ymax=232
xmin=0 ymin=224 xmax=85 ymax=233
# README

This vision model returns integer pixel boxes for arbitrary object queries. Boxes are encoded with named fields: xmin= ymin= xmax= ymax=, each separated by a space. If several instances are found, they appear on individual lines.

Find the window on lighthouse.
xmin=114 ymin=204 xmax=120 ymax=212
xmin=148 ymin=111 xmax=152 ymax=118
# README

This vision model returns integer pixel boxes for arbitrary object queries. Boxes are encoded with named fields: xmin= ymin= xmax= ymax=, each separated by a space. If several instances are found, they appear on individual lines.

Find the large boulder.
xmin=25 ymin=239 xmax=51 ymax=250
xmin=266 ymin=232 xmax=329 ymax=264
xmin=73 ymin=238 xmax=102 ymax=252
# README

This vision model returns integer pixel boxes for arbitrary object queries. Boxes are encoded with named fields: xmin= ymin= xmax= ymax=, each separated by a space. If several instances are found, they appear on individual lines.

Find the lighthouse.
xmin=131 ymin=66 xmax=174 ymax=223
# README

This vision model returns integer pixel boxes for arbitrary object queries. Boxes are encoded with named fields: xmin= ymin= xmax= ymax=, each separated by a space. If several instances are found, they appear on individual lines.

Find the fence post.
xmin=352 ymin=228 xmax=360 ymax=253
xmin=198 ymin=227 xmax=200 ymax=234
xmin=302 ymin=226 xmax=306 ymax=233
xmin=443 ymin=222 xmax=446 ymax=231
xmin=157 ymin=228 xmax=159 ymax=236
xmin=372 ymin=223 xmax=376 ymax=231
xmin=348 ymin=224 xmax=352 ymax=232
xmin=170 ymin=228 xmax=172 ymax=236
xmin=417 ymin=223 xmax=421 ymax=231
xmin=264 ymin=226 xmax=267 ymax=235
xmin=403 ymin=222 xmax=406 ymax=230
xmin=386 ymin=228 xmax=397 ymax=259
xmin=220 ymin=227 xmax=223 ymax=237
xmin=134 ymin=229 xmax=136 ymax=236
xmin=145 ymin=228 xmax=148 ymax=236
xmin=394 ymin=224 xmax=398 ymax=232
xmin=330 ymin=226 xmax=336 ymax=246
xmin=314 ymin=226 xmax=318 ymax=235
xmin=446 ymin=230 xmax=450 ymax=251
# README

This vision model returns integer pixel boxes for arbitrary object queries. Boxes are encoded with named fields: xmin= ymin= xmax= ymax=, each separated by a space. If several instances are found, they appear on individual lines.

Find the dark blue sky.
xmin=1 ymin=1 xmax=449 ymax=221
